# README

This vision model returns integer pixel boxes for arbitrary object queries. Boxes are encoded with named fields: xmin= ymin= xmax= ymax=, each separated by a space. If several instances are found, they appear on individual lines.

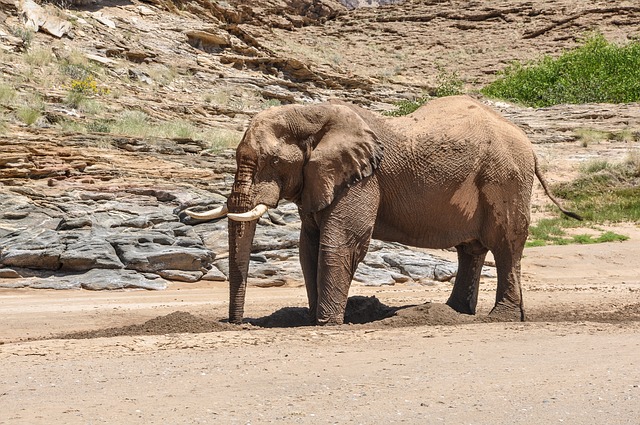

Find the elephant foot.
xmin=488 ymin=302 xmax=525 ymax=322
xmin=315 ymin=315 xmax=345 ymax=326
xmin=446 ymin=298 xmax=476 ymax=315
xmin=309 ymin=308 xmax=344 ymax=325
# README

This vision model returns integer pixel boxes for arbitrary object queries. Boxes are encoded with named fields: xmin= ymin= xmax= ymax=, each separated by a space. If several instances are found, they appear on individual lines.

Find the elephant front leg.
xmin=315 ymin=243 xmax=369 ymax=325
xmin=312 ymin=177 xmax=379 ymax=325
xmin=299 ymin=216 xmax=320 ymax=323
xmin=447 ymin=243 xmax=488 ymax=315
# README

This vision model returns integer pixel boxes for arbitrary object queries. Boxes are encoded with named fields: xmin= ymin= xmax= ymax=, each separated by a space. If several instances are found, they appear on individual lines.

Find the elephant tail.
xmin=534 ymin=154 xmax=583 ymax=221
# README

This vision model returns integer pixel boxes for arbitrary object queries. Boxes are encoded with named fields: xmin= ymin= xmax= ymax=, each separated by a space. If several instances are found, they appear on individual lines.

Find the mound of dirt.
xmin=61 ymin=311 xmax=234 ymax=339
xmin=382 ymin=302 xmax=476 ymax=327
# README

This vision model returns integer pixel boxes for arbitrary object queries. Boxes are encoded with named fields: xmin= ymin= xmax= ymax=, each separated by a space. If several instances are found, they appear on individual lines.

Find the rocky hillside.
xmin=1 ymin=0 xmax=639 ymax=290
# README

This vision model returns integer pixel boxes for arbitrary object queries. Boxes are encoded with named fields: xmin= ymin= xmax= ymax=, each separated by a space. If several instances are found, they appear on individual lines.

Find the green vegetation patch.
xmin=384 ymin=95 xmax=430 ymax=117
xmin=556 ymin=154 xmax=640 ymax=222
xmin=482 ymin=34 xmax=640 ymax=107
xmin=527 ymin=217 xmax=629 ymax=247
xmin=527 ymin=154 xmax=640 ymax=247
xmin=574 ymin=128 xmax=640 ymax=147
xmin=384 ymin=67 xmax=464 ymax=117
xmin=0 ymin=84 xmax=17 ymax=105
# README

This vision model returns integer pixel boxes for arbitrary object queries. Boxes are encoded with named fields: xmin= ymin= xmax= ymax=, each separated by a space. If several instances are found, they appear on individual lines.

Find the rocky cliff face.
xmin=0 ymin=0 xmax=639 ymax=290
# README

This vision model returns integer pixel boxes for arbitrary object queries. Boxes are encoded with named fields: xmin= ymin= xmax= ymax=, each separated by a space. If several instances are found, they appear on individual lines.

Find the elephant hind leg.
xmin=447 ymin=242 xmax=488 ymax=315
xmin=489 ymin=243 xmax=526 ymax=322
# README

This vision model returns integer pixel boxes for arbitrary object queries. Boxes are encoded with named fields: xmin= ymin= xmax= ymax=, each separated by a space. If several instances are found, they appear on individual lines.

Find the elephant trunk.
xmin=227 ymin=165 xmax=257 ymax=324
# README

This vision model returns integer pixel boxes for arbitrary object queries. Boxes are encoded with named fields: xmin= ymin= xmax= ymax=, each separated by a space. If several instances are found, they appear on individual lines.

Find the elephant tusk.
xmin=184 ymin=204 xmax=228 ymax=220
xmin=227 ymin=204 xmax=269 ymax=222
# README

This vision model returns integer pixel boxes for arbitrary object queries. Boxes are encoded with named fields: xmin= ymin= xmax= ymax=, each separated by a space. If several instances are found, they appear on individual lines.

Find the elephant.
xmin=186 ymin=95 xmax=580 ymax=325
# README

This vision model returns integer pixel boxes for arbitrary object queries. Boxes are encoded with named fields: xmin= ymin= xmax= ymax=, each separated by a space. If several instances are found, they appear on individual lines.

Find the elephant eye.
xmin=270 ymin=157 xmax=279 ymax=166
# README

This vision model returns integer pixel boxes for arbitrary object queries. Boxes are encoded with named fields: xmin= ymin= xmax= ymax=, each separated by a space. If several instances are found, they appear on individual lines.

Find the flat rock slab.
xmin=0 ymin=269 xmax=168 ymax=290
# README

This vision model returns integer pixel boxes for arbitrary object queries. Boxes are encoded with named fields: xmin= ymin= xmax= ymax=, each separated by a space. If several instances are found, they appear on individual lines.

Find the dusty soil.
xmin=1 ymin=219 xmax=639 ymax=424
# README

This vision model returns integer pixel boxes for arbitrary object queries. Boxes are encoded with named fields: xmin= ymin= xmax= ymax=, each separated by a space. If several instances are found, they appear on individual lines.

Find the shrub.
xmin=204 ymin=128 xmax=243 ymax=152
xmin=553 ymin=156 xmax=640 ymax=223
xmin=10 ymin=27 xmax=33 ymax=49
xmin=25 ymin=47 xmax=54 ymax=67
xmin=65 ymin=91 xmax=86 ymax=109
xmin=482 ymin=34 xmax=640 ymax=107
xmin=16 ymin=106 xmax=42 ymax=126
xmin=0 ymin=84 xmax=16 ymax=105
xmin=434 ymin=67 xmax=464 ymax=98
xmin=527 ymin=152 xmax=640 ymax=246
xmin=65 ymin=76 xmax=108 ymax=110
xmin=86 ymin=119 xmax=111 ymax=133
xmin=110 ymin=110 xmax=151 ymax=137
xmin=59 ymin=51 xmax=98 ymax=80
xmin=262 ymin=98 xmax=282 ymax=109
xmin=383 ymin=95 xmax=430 ymax=117
xmin=384 ymin=67 xmax=464 ymax=116
xmin=159 ymin=120 xmax=197 ymax=139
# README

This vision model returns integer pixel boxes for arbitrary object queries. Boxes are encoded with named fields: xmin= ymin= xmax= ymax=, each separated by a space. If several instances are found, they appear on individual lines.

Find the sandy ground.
xmin=1 ymin=226 xmax=640 ymax=424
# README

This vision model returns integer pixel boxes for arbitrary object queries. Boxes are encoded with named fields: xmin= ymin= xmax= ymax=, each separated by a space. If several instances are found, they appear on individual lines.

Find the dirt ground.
xmin=1 ymin=228 xmax=639 ymax=424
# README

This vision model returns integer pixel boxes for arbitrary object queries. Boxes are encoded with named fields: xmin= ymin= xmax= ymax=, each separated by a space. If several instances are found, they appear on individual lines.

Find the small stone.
xmin=57 ymin=217 xmax=92 ymax=230
xmin=2 ymin=211 xmax=29 ymax=220
xmin=137 ymin=5 xmax=155 ymax=15
xmin=0 ymin=268 xmax=21 ymax=278
xmin=157 ymin=270 xmax=203 ymax=282
xmin=77 ymin=269 xmax=168 ymax=290
xmin=202 ymin=266 xmax=226 ymax=281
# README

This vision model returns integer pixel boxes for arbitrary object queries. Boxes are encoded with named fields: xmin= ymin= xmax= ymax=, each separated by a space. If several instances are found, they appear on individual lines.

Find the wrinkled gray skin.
xmin=224 ymin=95 xmax=579 ymax=325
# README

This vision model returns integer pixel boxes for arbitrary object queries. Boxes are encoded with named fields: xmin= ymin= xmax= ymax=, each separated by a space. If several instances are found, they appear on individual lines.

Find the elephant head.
xmin=187 ymin=103 xmax=383 ymax=323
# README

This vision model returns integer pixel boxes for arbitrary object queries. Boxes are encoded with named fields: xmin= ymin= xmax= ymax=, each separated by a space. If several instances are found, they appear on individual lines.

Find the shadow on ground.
xmin=248 ymin=295 xmax=407 ymax=328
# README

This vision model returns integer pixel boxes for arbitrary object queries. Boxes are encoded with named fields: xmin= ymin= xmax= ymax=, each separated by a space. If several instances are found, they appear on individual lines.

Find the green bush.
xmin=383 ymin=95 xmax=430 ymax=117
xmin=10 ymin=27 xmax=33 ymax=49
xmin=0 ymin=84 xmax=16 ymax=105
xmin=482 ymin=34 xmax=640 ymax=107
xmin=65 ymin=91 xmax=87 ymax=109
xmin=87 ymin=119 xmax=111 ymax=133
xmin=16 ymin=106 xmax=41 ymax=126
xmin=384 ymin=67 xmax=464 ymax=116
xmin=434 ymin=67 xmax=464 ymax=98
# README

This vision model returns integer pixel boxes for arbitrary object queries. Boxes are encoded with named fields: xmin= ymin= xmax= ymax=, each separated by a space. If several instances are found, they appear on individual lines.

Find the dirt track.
xmin=1 ymin=228 xmax=639 ymax=424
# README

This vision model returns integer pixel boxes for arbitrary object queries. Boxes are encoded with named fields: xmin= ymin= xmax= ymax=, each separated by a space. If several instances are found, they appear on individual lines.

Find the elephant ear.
xmin=301 ymin=105 xmax=384 ymax=213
